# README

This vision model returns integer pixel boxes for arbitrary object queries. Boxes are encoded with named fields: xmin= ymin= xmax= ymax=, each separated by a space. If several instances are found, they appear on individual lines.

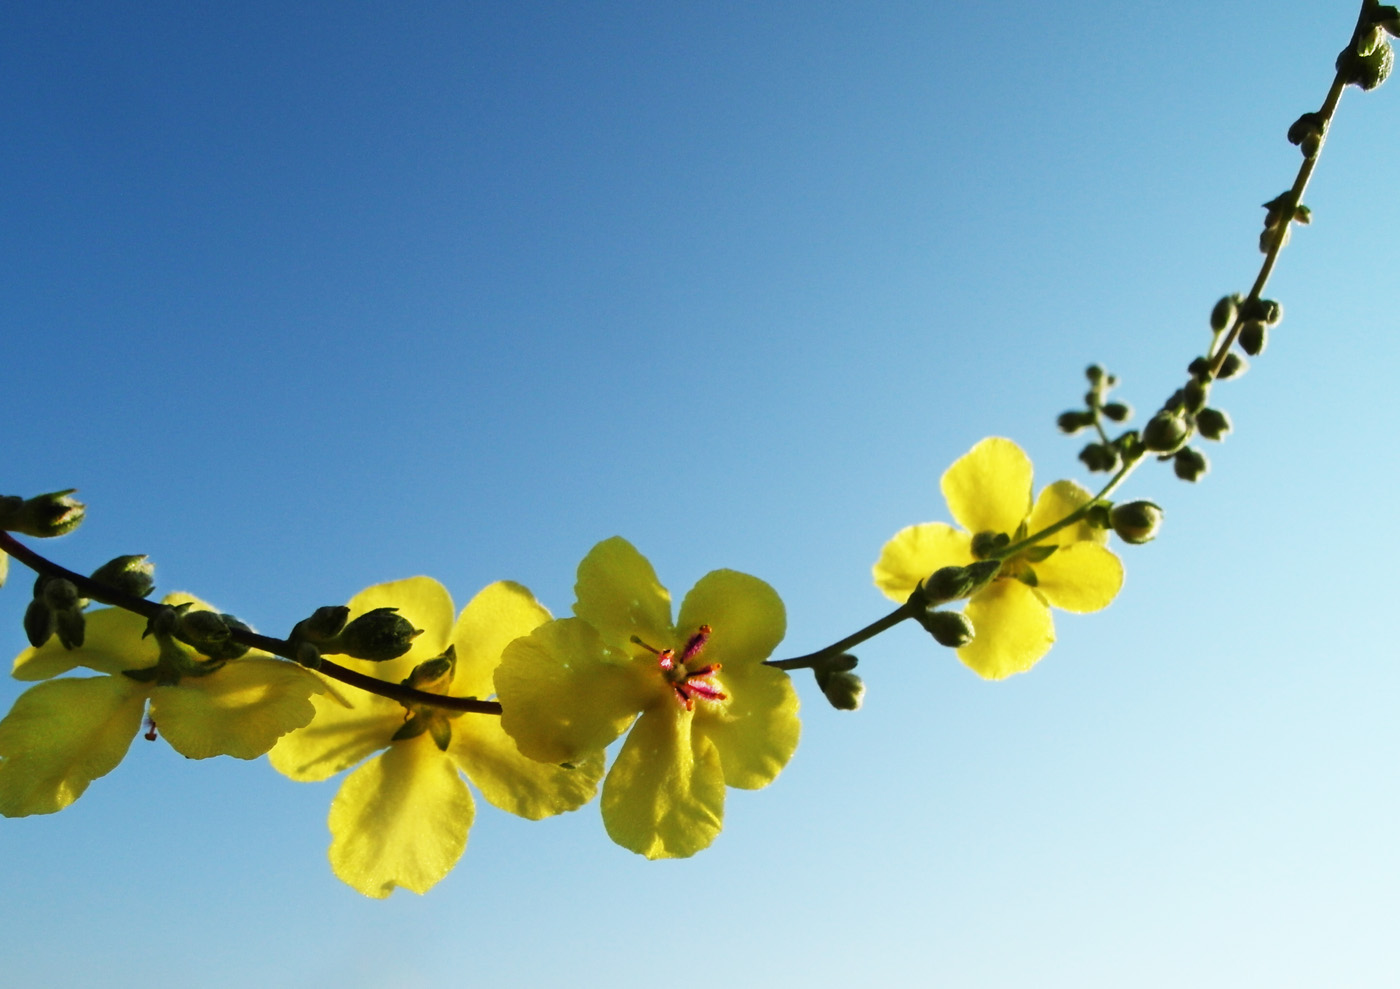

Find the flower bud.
xmin=1109 ymin=500 xmax=1164 ymax=544
xmin=406 ymin=647 xmax=456 ymax=691
xmin=817 ymin=669 xmax=865 ymax=711
xmin=1173 ymin=447 xmax=1209 ymax=482
xmin=1182 ymin=378 xmax=1209 ymax=415
xmin=1217 ymin=352 xmax=1247 ymax=380
xmin=1338 ymin=37 xmax=1394 ymax=90
xmin=1195 ymin=407 xmax=1232 ymax=441
xmin=1078 ymin=443 xmax=1116 ymax=473
xmin=90 ymin=555 xmax=156 ymax=600
xmin=917 ymin=609 xmax=975 ymax=648
xmin=1057 ymin=410 xmax=1091 ymax=434
xmin=0 ymin=490 xmax=86 ymax=538
xmin=1209 ymin=295 xmax=1238 ymax=333
xmin=1286 ymin=112 xmax=1326 ymax=158
xmin=327 ymin=607 xmax=421 ymax=662
xmin=54 ymin=606 xmax=86 ymax=650
xmin=1238 ymin=321 xmax=1268 ymax=356
xmin=1142 ymin=410 xmax=1190 ymax=454
xmin=23 ymin=599 xmax=54 ymax=648
xmin=40 ymin=577 xmax=82 ymax=610
xmin=1085 ymin=364 xmax=1105 ymax=384
xmin=291 ymin=605 xmax=351 ymax=645
xmin=918 ymin=561 xmax=1000 ymax=606
xmin=1101 ymin=402 xmax=1131 ymax=423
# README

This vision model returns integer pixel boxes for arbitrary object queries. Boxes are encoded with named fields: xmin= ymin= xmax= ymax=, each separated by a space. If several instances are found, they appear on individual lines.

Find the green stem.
xmin=0 ymin=531 xmax=502 ymax=715
xmin=765 ymin=601 xmax=916 ymax=670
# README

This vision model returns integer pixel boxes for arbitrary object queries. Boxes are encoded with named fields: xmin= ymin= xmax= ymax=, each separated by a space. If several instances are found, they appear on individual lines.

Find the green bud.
xmin=1239 ymin=321 xmax=1268 ymax=356
xmin=1173 ymin=447 xmax=1209 ymax=482
xmin=1101 ymin=402 xmax=1131 ymax=423
xmin=296 ymin=641 xmax=323 ymax=669
xmin=917 ymin=609 xmax=975 ymax=648
xmin=327 ymin=607 xmax=421 ymax=662
xmin=1085 ymin=364 xmax=1105 ymax=384
xmin=1057 ymin=410 xmax=1091 ymax=434
xmin=1079 ymin=443 xmax=1119 ymax=473
xmin=176 ymin=610 xmax=232 ymax=652
xmin=817 ymin=670 xmax=865 ymax=711
xmin=918 ymin=561 xmax=1000 ymax=606
xmin=0 ymin=490 xmax=86 ymax=538
xmin=1239 ymin=297 xmax=1282 ymax=325
xmin=291 ymin=605 xmax=351 ymax=644
xmin=1142 ymin=411 xmax=1190 ymax=454
xmin=1382 ymin=12 xmax=1400 ymax=39
xmin=1209 ymin=295 xmax=1238 ymax=333
xmin=1338 ymin=36 xmax=1393 ymax=90
xmin=40 ymin=577 xmax=82 ymax=610
xmin=54 ymin=606 xmax=86 ymax=650
xmin=406 ymin=647 xmax=457 ymax=691
xmin=1182 ymin=378 xmax=1209 ymax=415
xmin=1195 ymin=407 xmax=1232 ymax=441
xmin=1109 ymin=501 xmax=1164 ymax=544
xmin=1217 ymin=353 xmax=1247 ymax=380
xmin=1286 ymin=112 xmax=1326 ymax=158
xmin=89 ymin=555 xmax=156 ymax=600
xmin=23 ymin=599 xmax=55 ymax=648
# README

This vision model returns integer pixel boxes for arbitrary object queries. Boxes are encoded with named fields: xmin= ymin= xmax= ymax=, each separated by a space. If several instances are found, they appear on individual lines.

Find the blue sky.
xmin=3 ymin=2 xmax=1398 ymax=986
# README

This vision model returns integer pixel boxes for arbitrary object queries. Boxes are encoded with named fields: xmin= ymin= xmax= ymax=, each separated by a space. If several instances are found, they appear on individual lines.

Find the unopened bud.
xmin=1338 ymin=37 xmax=1394 ymax=90
xmin=90 ymin=555 xmax=156 ymax=600
xmin=291 ymin=605 xmax=351 ymax=645
xmin=0 ymin=490 xmax=86 ymax=538
xmin=1239 ymin=321 xmax=1268 ymax=356
xmin=918 ymin=609 xmax=975 ymax=648
xmin=1057 ymin=410 xmax=1091 ymax=434
xmin=1173 ymin=447 xmax=1209 ymax=482
xmin=406 ymin=647 xmax=457 ymax=691
xmin=1101 ymin=402 xmax=1131 ymax=423
xmin=1079 ymin=443 xmax=1120 ymax=473
xmin=1142 ymin=411 xmax=1190 ymax=453
xmin=328 ymin=607 xmax=421 ymax=662
xmin=1217 ymin=353 xmax=1247 ymax=380
xmin=1195 ymin=407 xmax=1232 ymax=441
xmin=817 ymin=670 xmax=865 ymax=711
xmin=1209 ymin=295 xmax=1238 ymax=333
xmin=1182 ymin=378 xmax=1209 ymax=414
xmin=1109 ymin=501 xmax=1164 ymax=544
xmin=918 ymin=561 xmax=1000 ymax=606
xmin=23 ymin=599 xmax=54 ymax=648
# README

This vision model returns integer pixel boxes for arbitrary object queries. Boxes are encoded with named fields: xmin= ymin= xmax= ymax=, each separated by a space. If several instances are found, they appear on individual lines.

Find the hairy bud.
xmin=1109 ymin=501 xmax=1164 ymax=544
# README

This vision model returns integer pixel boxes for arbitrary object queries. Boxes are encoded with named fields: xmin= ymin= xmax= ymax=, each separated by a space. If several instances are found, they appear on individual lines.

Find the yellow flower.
xmin=0 ymin=594 xmax=324 ymax=817
xmin=268 ymin=577 xmax=602 ymax=898
xmin=494 ymin=536 xmax=800 ymax=859
xmin=873 ymin=437 xmax=1123 ymax=679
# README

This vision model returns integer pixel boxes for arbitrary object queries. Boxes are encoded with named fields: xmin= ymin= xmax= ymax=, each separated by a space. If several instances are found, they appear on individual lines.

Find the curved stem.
xmin=765 ymin=601 xmax=916 ymax=670
xmin=0 ymin=531 xmax=501 ymax=715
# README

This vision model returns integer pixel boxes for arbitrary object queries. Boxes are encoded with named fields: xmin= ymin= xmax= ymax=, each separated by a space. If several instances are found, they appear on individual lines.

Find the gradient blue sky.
xmin=3 ymin=2 xmax=1399 ymax=986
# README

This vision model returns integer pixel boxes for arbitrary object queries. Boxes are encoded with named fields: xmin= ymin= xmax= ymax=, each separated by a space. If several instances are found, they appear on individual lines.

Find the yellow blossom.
xmin=873 ymin=437 xmax=1123 ymax=679
xmin=268 ymin=577 xmax=602 ymax=898
xmin=0 ymin=594 xmax=324 ymax=816
xmin=494 ymin=537 xmax=800 ymax=859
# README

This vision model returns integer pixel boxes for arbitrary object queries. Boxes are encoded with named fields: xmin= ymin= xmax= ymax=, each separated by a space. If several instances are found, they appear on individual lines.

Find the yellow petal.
xmin=0 ymin=676 xmax=146 ymax=816
xmin=1028 ymin=479 xmax=1106 ymax=546
xmin=450 ymin=581 xmax=551 ymax=700
xmin=341 ymin=576 xmax=456 ymax=684
xmin=941 ymin=437 xmax=1034 ymax=536
xmin=13 ymin=607 xmax=158 ymax=681
xmin=676 ymin=569 xmax=786 ymax=670
xmin=150 ymin=658 xmax=323 ymax=760
xmin=601 ymin=707 xmax=726 ymax=859
xmin=572 ymin=537 xmax=673 ymax=652
xmin=1034 ymin=542 xmax=1124 ymax=613
xmin=694 ymin=662 xmax=800 ymax=790
xmin=872 ymin=523 xmax=974 ymax=602
xmin=494 ymin=618 xmax=646 ymax=765
xmin=0 ymin=549 xmax=8 ymax=587
xmin=957 ymin=580 xmax=1055 ymax=679
xmin=451 ymin=716 xmax=603 ymax=820
xmin=266 ymin=687 xmax=402 ymax=782
xmin=328 ymin=735 xmax=475 ymax=898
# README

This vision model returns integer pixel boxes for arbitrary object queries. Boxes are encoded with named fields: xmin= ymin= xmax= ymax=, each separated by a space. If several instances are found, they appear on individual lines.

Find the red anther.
xmin=656 ymin=649 xmax=676 ymax=672
xmin=672 ymin=683 xmax=695 ymax=710
xmin=143 ymin=717 xmax=158 ymax=742
xmin=681 ymin=624 xmax=712 ymax=663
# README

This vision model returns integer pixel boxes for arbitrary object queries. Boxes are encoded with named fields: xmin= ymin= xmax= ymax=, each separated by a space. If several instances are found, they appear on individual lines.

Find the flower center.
xmin=632 ymin=624 xmax=727 ymax=711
